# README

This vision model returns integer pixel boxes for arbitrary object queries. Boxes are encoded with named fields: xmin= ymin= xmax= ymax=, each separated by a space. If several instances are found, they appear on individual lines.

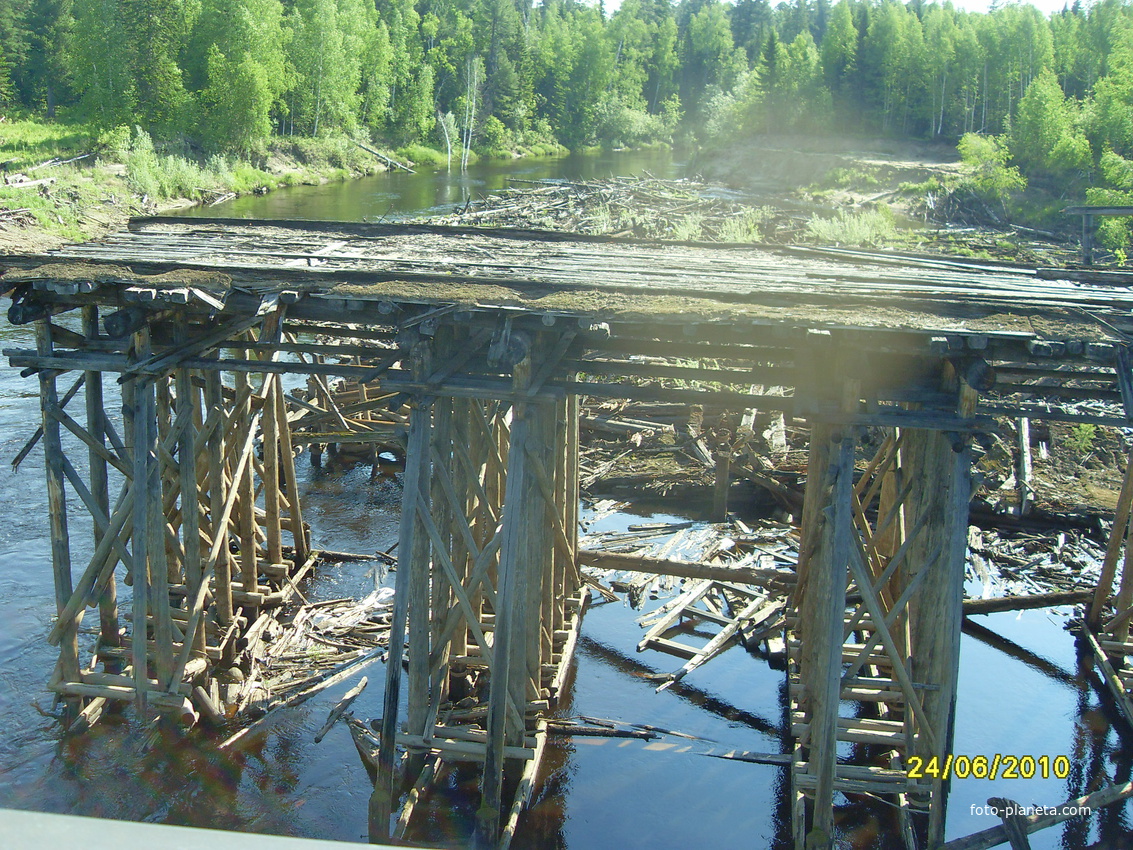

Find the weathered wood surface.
xmin=3 ymin=217 xmax=1131 ymax=343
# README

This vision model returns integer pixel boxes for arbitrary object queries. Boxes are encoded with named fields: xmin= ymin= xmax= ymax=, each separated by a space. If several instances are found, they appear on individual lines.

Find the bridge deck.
xmin=5 ymin=218 xmax=1133 ymax=848
xmin=3 ymin=216 xmax=1128 ymax=339
xmin=3 ymin=218 xmax=1131 ymax=430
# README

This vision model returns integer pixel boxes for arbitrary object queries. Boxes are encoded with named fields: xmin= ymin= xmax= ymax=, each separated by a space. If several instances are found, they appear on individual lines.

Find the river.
xmin=1 ymin=148 xmax=1130 ymax=849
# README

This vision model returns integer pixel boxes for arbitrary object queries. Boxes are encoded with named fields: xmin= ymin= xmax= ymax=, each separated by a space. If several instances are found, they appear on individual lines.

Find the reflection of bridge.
xmin=6 ymin=216 xmax=1133 ymax=848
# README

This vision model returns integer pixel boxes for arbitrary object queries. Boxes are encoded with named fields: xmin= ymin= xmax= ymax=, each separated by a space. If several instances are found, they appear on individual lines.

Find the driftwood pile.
xmin=218 ymin=589 xmax=393 ymax=747
xmin=968 ymin=526 xmax=1102 ymax=598
xmin=421 ymin=175 xmax=793 ymax=243
xmin=578 ymin=397 xmax=803 ymax=514
xmin=581 ymin=510 xmax=796 ymax=685
xmin=576 ymin=395 xmax=1115 ymax=615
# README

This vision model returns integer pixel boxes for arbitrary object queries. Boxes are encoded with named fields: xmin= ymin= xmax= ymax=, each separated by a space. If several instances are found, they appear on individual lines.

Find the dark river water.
xmin=2 ymin=149 xmax=1131 ymax=848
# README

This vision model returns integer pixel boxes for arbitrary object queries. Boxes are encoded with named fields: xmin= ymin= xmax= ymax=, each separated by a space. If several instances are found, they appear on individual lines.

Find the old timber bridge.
xmin=5 ymin=216 xmax=1133 ymax=849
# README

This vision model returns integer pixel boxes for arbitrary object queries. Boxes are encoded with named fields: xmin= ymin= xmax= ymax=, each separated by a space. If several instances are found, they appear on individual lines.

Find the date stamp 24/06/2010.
xmin=907 ymin=754 xmax=1071 ymax=782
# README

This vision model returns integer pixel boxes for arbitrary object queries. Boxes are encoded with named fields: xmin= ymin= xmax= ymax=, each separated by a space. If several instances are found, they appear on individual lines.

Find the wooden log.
xmin=392 ymin=755 xmax=441 ymax=841
xmin=404 ymin=344 xmax=434 ymax=780
xmin=146 ymin=374 xmax=175 ymax=692
xmin=313 ymin=676 xmax=368 ymax=743
xmin=191 ymin=684 xmax=225 ymax=726
xmin=262 ymin=376 xmax=284 ymax=567
xmin=205 ymin=367 xmax=233 ymax=626
xmin=1083 ymin=627 xmax=1133 ymax=729
xmin=906 ymin=374 xmax=976 ymax=845
xmin=11 ymin=372 xmax=84 ymax=472
xmin=963 ymin=590 xmax=1093 ymax=615
xmin=128 ymin=329 xmax=153 ymax=716
xmin=1089 ymin=447 xmax=1133 ymax=629
xmin=481 ymin=354 xmax=534 ymax=846
xmin=51 ymin=681 xmax=198 ymax=724
xmin=523 ymin=367 xmax=552 ymax=698
xmin=500 ymin=721 xmax=548 ymax=849
xmin=371 ymin=360 xmax=432 ymax=843
xmin=396 ymin=734 xmax=534 ymax=762
xmin=1016 ymin=418 xmax=1033 ymax=517
xmin=987 ymin=797 xmax=1033 ymax=849
xmin=83 ymin=307 xmax=120 ymax=672
xmin=222 ymin=643 xmax=384 ymax=750
xmin=939 ymin=781 xmax=1133 ymax=850
xmin=578 ymin=549 xmax=794 ymax=587
xmin=656 ymin=594 xmax=781 ymax=692
xmin=275 ymin=379 xmax=308 ymax=564
xmin=805 ymin=430 xmax=854 ymax=844
xmin=712 ymin=449 xmax=731 ymax=521
xmin=565 ymin=393 xmax=581 ymax=593
xmin=37 ymin=320 xmax=81 ymax=700
xmin=233 ymin=361 xmax=258 ymax=608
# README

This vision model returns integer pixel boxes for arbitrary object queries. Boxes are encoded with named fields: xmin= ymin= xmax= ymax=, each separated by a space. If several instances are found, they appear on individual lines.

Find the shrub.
xmin=957 ymin=133 xmax=1026 ymax=204
xmin=395 ymin=144 xmax=448 ymax=168
xmin=717 ymin=206 xmax=775 ymax=242
xmin=805 ymin=207 xmax=897 ymax=246
xmin=1066 ymin=423 xmax=1097 ymax=454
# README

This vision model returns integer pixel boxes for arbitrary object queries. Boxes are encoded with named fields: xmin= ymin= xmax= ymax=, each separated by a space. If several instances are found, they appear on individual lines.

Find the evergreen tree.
xmin=23 ymin=0 xmax=73 ymax=116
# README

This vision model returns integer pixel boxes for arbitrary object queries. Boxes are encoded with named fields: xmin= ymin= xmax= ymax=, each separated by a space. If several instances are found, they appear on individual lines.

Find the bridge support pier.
xmin=33 ymin=310 xmax=312 ymax=728
xmin=790 ymin=382 xmax=974 ymax=849
xmin=370 ymin=331 xmax=582 ymax=846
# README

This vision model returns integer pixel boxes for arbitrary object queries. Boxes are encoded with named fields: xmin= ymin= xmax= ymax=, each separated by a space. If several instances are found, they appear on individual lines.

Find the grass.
xmin=717 ymin=206 xmax=775 ymax=243
xmin=0 ymin=118 xmax=94 ymax=170
xmin=817 ymin=166 xmax=881 ymax=190
xmin=805 ymin=207 xmax=899 ymax=247
xmin=669 ymin=212 xmax=704 ymax=241
xmin=397 ymin=144 xmax=456 ymax=168
xmin=1066 ymin=423 xmax=1097 ymax=454
xmin=0 ymin=120 xmax=391 ymax=243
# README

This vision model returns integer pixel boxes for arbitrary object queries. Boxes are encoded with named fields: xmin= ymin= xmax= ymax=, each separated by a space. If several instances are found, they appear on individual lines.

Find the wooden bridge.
xmin=6 ymin=216 xmax=1133 ymax=848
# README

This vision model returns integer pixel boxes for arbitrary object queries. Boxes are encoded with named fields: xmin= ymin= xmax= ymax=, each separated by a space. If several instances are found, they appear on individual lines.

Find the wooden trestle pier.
xmin=6 ymin=216 xmax=1133 ymax=848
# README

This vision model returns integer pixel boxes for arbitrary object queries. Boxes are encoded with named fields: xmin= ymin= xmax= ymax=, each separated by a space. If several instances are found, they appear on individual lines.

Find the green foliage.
xmin=476 ymin=115 xmax=510 ymax=155
xmin=1085 ymin=150 xmax=1133 ymax=253
xmin=1065 ymin=423 xmax=1097 ymax=454
xmin=669 ymin=212 xmax=705 ymax=241
xmin=0 ymin=117 xmax=93 ymax=169
xmin=805 ymin=207 xmax=898 ymax=247
xmin=395 ymin=144 xmax=450 ymax=168
xmin=898 ymin=177 xmax=946 ymax=196
xmin=1 ymin=0 xmax=1133 ymax=217
xmin=821 ymin=167 xmax=881 ymax=190
xmin=1010 ymin=68 xmax=1091 ymax=179
xmin=716 ymin=206 xmax=775 ymax=242
xmin=192 ymin=0 xmax=290 ymax=154
xmin=593 ymin=95 xmax=675 ymax=149
xmin=957 ymin=133 xmax=1026 ymax=204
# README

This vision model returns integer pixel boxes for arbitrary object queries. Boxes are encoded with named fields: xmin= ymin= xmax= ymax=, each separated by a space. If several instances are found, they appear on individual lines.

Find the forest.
xmin=1 ymin=0 xmax=1132 ymax=239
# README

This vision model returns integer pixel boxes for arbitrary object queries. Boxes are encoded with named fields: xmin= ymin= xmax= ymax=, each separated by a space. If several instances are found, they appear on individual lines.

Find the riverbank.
xmin=0 ymin=121 xmax=1099 ymax=269
xmin=696 ymin=134 xmax=1108 ymax=266
xmin=0 ymin=121 xmax=411 ymax=253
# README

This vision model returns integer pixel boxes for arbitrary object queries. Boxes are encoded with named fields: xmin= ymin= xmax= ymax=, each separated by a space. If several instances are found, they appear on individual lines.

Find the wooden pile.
xmin=967 ymin=526 xmax=1102 ymax=599
xmin=421 ymin=175 xmax=791 ymax=242
xmin=580 ymin=513 xmax=795 ymax=685
xmin=219 ymin=590 xmax=393 ymax=746
xmin=287 ymin=363 xmax=410 ymax=475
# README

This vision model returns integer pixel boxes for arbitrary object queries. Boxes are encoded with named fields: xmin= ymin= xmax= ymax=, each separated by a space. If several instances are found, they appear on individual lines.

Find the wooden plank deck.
xmin=2 ymin=216 xmax=1129 ymax=339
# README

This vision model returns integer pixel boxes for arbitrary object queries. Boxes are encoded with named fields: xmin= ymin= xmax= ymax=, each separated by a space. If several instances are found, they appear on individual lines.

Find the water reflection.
xmin=180 ymin=149 xmax=686 ymax=223
xmin=5 ymin=160 xmax=1133 ymax=847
